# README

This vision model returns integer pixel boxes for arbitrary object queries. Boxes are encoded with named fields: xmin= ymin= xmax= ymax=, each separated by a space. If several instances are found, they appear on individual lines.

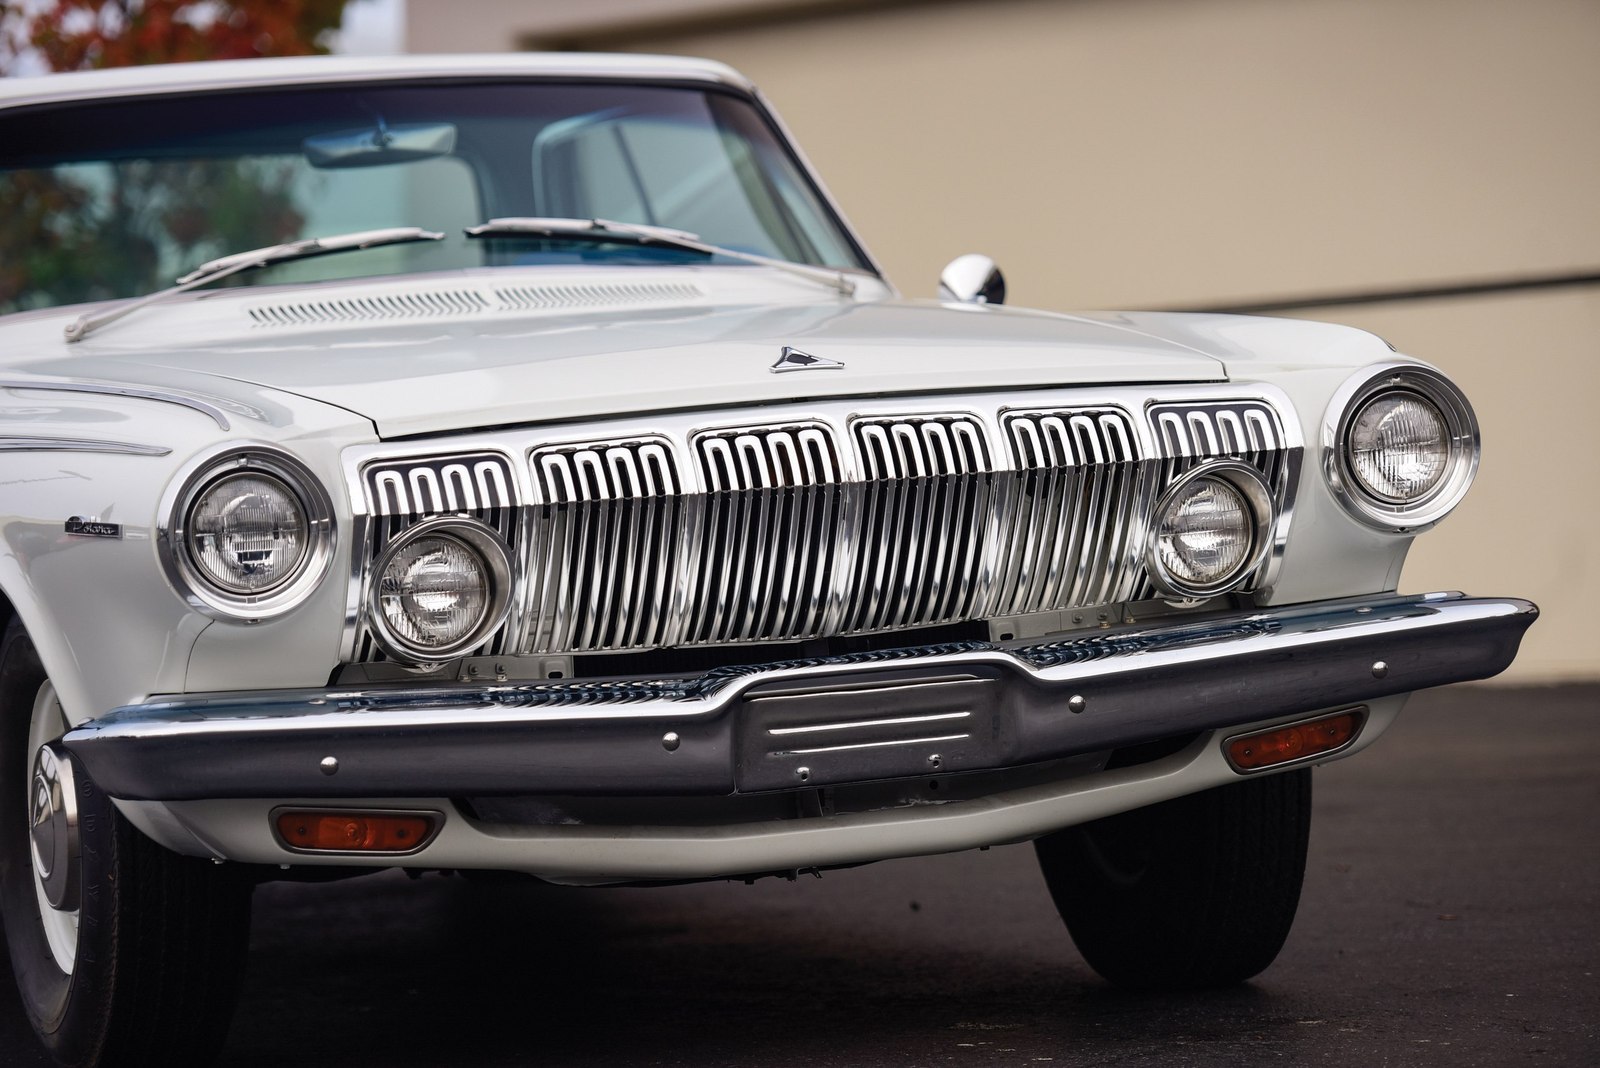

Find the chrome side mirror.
xmin=938 ymin=254 xmax=1006 ymax=305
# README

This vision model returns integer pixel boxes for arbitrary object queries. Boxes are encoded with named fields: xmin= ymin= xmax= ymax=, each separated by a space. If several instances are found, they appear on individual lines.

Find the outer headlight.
xmin=1146 ymin=462 xmax=1275 ymax=599
xmin=188 ymin=473 xmax=307 ymax=593
xmin=161 ymin=446 xmax=336 ymax=620
xmin=1324 ymin=365 xmax=1479 ymax=531
xmin=369 ymin=518 xmax=513 ymax=663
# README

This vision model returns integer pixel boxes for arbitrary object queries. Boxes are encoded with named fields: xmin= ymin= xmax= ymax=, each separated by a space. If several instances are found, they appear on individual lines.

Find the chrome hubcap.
xmin=26 ymin=681 xmax=79 ymax=974
xmin=28 ymin=743 xmax=78 ymax=910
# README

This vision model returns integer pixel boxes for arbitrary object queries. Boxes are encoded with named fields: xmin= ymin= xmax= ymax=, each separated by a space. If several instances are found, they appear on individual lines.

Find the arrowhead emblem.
xmin=771 ymin=346 xmax=844 ymax=373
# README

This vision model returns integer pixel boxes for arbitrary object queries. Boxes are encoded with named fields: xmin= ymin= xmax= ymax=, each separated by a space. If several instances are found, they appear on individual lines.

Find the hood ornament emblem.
xmin=771 ymin=346 xmax=844 ymax=374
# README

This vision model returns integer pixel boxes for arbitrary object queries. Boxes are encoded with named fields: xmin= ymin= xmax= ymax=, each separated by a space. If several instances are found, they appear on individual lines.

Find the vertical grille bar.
xmin=843 ymin=415 xmax=991 ymax=634
xmin=685 ymin=424 xmax=845 ymax=644
xmin=527 ymin=438 xmax=682 ymax=654
xmin=995 ymin=408 xmax=1141 ymax=615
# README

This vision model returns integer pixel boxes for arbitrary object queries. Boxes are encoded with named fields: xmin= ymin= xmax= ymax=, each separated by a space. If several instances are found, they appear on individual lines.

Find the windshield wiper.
xmin=464 ymin=217 xmax=857 ymax=296
xmin=64 ymin=227 xmax=446 ymax=343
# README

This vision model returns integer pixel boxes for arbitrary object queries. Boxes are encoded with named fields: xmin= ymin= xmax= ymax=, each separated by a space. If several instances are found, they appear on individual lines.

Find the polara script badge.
xmin=64 ymin=516 xmax=121 ymax=539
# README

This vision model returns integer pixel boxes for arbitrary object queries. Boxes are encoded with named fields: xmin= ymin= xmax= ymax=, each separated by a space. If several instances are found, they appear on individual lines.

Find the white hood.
xmin=5 ymin=268 xmax=1228 ymax=439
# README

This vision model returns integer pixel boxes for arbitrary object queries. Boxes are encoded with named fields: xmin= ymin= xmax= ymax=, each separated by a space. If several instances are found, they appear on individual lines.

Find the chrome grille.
xmin=527 ymin=438 xmax=683 ymax=653
xmin=1149 ymin=401 xmax=1288 ymax=485
xmin=358 ymin=453 xmax=518 ymax=660
xmin=992 ymin=408 xmax=1144 ymax=614
xmin=685 ymin=423 xmax=842 ymax=643
xmin=1139 ymin=401 xmax=1293 ymax=598
xmin=348 ymin=389 xmax=1301 ymax=662
xmin=842 ymin=415 xmax=993 ymax=633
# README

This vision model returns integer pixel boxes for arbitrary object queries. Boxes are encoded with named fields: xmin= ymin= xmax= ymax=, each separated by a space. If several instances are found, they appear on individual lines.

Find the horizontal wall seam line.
xmin=1160 ymin=268 xmax=1600 ymax=315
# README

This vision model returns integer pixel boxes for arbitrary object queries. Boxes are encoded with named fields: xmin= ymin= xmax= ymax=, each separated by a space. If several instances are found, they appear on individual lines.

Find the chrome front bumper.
xmin=64 ymin=592 xmax=1536 ymax=804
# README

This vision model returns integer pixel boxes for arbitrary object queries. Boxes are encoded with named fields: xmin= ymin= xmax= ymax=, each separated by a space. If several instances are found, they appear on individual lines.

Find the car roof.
xmin=0 ymin=52 xmax=754 ymax=109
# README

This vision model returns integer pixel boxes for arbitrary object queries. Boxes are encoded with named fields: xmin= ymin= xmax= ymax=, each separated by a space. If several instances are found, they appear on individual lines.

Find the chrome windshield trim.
xmin=0 ymin=436 xmax=171 ymax=457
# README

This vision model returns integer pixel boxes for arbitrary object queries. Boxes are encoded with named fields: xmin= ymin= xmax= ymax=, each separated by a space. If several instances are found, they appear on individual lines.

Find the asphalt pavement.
xmin=3 ymin=683 xmax=1596 ymax=1066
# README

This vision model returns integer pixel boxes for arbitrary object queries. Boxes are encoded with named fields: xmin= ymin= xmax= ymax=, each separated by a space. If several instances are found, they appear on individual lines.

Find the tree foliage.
xmin=21 ymin=0 xmax=349 ymax=70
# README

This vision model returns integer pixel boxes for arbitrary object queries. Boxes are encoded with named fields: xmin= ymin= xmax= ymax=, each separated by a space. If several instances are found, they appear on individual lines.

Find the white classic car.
xmin=0 ymin=54 xmax=1535 ymax=1065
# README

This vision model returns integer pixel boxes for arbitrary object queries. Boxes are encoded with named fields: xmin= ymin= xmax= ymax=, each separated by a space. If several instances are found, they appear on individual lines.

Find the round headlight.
xmin=1325 ymin=365 xmax=1480 ymax=532
xmin=1347 ymin=391 xmax=1448 ymax=503
xmin=160 ymin=445 xmax=335 ymax=621
xmin=369 ymin=519 xmax=512 ymax=662
xmin=1147 ymin=463 xmax=1274 ymax=599
xmin=187 ymin=473 xmax=307 ymax=593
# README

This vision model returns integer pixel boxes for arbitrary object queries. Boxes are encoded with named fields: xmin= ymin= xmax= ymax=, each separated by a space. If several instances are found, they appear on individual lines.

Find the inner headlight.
xmin=187 ymin=473 xmax=307 ymax=593
xmin=1147 ymin=463 xmax=1274 ymax=599
xmin=160 ymin=445 xmax=335 ymax=620
xmin=1325 ymin=365 xmax=1480 ymax=531
xmin=370 ymin=519 xmax=512 ymax=662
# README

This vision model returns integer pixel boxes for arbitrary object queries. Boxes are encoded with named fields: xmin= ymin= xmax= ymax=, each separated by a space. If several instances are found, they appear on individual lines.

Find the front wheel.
xmin=0 ymin=620 xmax=253 ymax=1067
xmin=1034 ymin=768 xmax=1311 ymax=989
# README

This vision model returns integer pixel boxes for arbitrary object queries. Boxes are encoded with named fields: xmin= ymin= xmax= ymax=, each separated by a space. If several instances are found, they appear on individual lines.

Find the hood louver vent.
xmin=494 ymin=281 xmax=703 ymax=310
xmin=246 ymin=281 xmax=704 ymax=327
xmin=247 ymin=290 xmax=489 ymax=326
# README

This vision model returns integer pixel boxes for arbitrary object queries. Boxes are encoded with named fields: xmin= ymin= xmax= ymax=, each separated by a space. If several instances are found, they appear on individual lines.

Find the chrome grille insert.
xmin=1140 ymin=401 xmax=1294 ymax=597
xmin=358 ymin=454 xmax=518 ymax=660
xmin=528 ymin=439 xmax=683 ymax=653
xmin=994 ymin=408 xmax=1143 ymax=613
xmin=687 ymin=424 xmax=843 ymax=644
xmin=346 ymin=388 xmax=1301 ymax=663
xmin=844 ymin=415 xmax=992 ymax=633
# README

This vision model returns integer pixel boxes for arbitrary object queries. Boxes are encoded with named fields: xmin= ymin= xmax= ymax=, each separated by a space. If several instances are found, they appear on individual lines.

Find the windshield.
xmin=0 ymin=81 xmax=871 ymax=315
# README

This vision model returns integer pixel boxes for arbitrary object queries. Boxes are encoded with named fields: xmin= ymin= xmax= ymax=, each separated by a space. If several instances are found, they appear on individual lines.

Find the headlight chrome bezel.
xmin=159 ymin=444 xmax=336 ymax=621
xmin=1323 ymin=364 xmax=1480 ymax=532
xmin=1145 ymin=460 xmax=1277 ymax=600
xmin=366 ymin=516 xmax=514 ymax=665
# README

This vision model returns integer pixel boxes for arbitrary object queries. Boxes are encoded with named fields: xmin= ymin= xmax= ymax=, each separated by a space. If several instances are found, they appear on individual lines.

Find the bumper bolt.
xmin=928 ymin=754 xmax=942 ymax=769
xmin=661 ymin=731 xmax=681 ymax=752
xmin=319 ymin=756 xmax=339 ymax=776
xmin=795 ymin=766 xmax=811 ymax=782
xmin=1371 ymin=661 xmax=1389 ymax=679
xmin=1068 ymin=694 xmax=1087 ymax=714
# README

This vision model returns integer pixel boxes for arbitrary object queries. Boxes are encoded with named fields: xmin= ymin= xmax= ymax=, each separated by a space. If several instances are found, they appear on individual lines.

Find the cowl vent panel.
xmin=246 ymin=281 xmax=705 ymax=326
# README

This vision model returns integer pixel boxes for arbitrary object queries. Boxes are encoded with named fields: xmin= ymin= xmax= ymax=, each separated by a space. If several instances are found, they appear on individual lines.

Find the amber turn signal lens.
xmin=275 ymin=811 xmax=437 ymax=853
xmin=1226 ymin=710 xmax=1362 ymax=771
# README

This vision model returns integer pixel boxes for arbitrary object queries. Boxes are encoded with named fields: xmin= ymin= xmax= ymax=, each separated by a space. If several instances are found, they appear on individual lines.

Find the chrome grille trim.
xmin=355 ymin=453 xmax=520 ymax=661
xmin=1140 ymin=400 xmax=1298 ymax=598
xmin=993 ymin=408 xmax=1144 ymax=614
xmin=527 ymin=438 xmax=684 ymax=653
xmin=341 ymin=386 xmax=1303 ymax=663
xmin=845 ymin=415 xmax=992 ymax=633
xmin=687 ymin=423 xmax=843 ymax=644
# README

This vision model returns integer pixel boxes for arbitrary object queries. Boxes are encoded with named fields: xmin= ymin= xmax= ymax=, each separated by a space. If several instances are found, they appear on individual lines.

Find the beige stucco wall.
xmin=406 ymin=0 xmax=1599 ymax=680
